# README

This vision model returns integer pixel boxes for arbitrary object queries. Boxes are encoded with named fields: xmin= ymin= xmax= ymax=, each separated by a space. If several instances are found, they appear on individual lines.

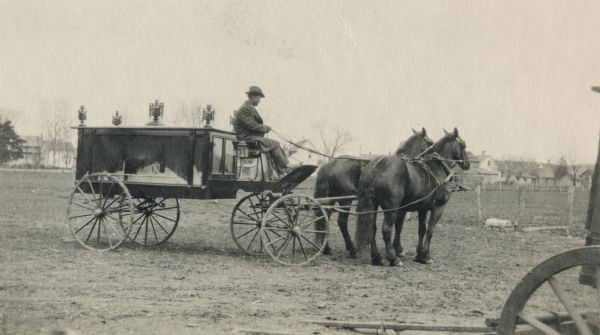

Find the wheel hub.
xmin=93 ymin=208 xmax=104 ymax=218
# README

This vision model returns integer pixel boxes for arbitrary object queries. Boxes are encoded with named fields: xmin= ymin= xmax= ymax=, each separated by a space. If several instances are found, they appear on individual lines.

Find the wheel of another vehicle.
xmin=260 ymin=193 xmax=329 ymax=266
xmin=230 ymin=193 xmax=273 ymax=255
xmin=497 ymin=246 xmax=600 ymax=335
xmin=129 ymin=197 xmax=180 ymax=246
xmin=66 ymin=173 xmax=133 ymax=251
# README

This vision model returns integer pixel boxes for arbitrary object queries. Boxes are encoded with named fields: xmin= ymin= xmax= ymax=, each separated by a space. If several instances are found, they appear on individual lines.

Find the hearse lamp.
xmin=112 ymin=111 xmax=122 ymax=126
xmin=147 ymin=100 xmax=164 ymax=126
xmin=202 ymin=104 xmax=215 ymax=128
xmin=78 ymin=105 xmax=87 ymax=127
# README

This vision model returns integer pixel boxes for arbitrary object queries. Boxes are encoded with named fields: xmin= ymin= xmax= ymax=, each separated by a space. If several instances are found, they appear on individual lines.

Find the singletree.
xmin=0 ymin=119 xmax=25 ymax=164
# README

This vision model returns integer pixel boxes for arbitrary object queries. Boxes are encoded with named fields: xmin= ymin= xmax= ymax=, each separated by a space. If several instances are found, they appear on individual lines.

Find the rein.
xmin=331 ymin=155 xmax=456 ymax=216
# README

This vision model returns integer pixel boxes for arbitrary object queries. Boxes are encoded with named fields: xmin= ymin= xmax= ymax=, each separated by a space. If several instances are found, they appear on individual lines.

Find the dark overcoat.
xmin=234 ymin=100 xmax=281 ymax=152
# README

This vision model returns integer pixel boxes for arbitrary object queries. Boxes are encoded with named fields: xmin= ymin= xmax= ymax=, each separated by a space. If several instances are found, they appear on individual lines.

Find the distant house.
xmin=7 ymin=135 xmax=75 ymax=169
xmin=459 ymin=151 xmax=502 ymax=186
xmin=556 ymin=167 xmax=592 ymax=189
xmin=535 ymin=163 xmax=556 ymax=187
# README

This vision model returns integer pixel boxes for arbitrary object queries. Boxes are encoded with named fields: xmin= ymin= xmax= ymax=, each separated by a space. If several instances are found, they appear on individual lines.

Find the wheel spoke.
xmin=296 ymin=203 xmax=316 ymax=227
xmin=132 ymin=216 xmax=147 ymax=241
xmin=296 ymin=235 xmax=308 ymax=261
xmin=275 ymin=235 xmax=293 ymax=258
xmin=299 ymin=215 xmax=327 ymax=230
xmin=101 ymin=182 xmax=116 ymax=208
xmin=150 ymin=215 xmax=171 ymax=235
xmin=269 ymin=210 xmax=293 ymax=229
xmin=75 ymin=216 xmax=97 ymax=234
xmin=148 ymin=216 xmax=160 ymax=243
xmin=233 ymin=221 xmax=259 ymax=226
xmin=152 ymin=211 xmax=178 ymax=223
xmin=265 ymin=234 xmax=287 ymax=248
xmin=517 ymin=312 xmax=562 ymax=335
xmin=151 ymin=206 xmax=180 ymax=212
xmin=85 ymin=218 xmax=98 ymax=244
xmin=75 ymin=186 xmax=94 ymax=205
xmin=70 ymin=200 xmax=96 ymax=212
xmin=235 ymin=226 xmax=259 ymax=240
xmin=103 ymin=193 xmax=126 ymax=211
xmin=102 ymin=220 xmax=114 ymax=249
xmin=86 ymin=178 xmax=97 ymax=202
xmin=103 ymin=218 xmax=124 ymax=240
xmin=547 ymin=276 xmax=594 ymax=335
xmin=596 ymin=266 xmax=600 ymax=314
xmin=245 ymin=227 xmax=261 ymax=251
xmin=299 ymin=233 xmax=321 ymax=250
xmin=235 ymin=207 xmax=261 ymax=223
xmin=69 ymin=212 xmax=96 ymax=220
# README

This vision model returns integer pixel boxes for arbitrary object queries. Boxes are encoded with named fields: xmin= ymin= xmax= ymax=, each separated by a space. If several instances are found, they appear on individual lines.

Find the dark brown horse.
xmin=355 ymin=128 xmax=470 ymax=266
xmin=314 ymin=128 xmax=433 ymax=258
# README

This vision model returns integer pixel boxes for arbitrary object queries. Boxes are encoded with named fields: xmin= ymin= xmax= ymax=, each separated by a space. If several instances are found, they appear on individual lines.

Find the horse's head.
xmin=435 ymin=128 xmax=470 ymax=170
xmin=396 ymin=127 xmax=434 ymax=157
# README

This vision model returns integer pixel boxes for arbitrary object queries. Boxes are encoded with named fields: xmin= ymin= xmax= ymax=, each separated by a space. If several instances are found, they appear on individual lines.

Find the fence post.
xmin=580 ymin=132 xmax=600 ymax=286
xmin=567 ymin=184 xmax=575 ymax=237
xmin=516 ymin=184 xmax=525 ymax=230
xmin=476 ymin=184 xmax=482 ymax=222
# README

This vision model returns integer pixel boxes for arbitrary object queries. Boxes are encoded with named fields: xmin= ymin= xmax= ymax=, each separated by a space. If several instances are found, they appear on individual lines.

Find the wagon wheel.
xmin=129 ymin=197 xmax=180 ymax=246
xmin=230 ymin=193 xmax=272 ymax=255
xmin=260 ymin=194 xmax=329 ymax=266
xmin=66 ymin=173 xmax=133 ymax=251
xmin=497 ymin=246 xmax=600 ymax=335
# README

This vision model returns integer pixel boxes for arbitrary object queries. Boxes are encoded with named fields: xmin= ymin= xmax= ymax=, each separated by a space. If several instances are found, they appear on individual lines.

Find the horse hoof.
xmin=397 ymin=250 xmax=406 ymax=257
xmin=414 ymin=256 xmax=432 ymax=264
xmin=390 ymin=259 xmax=403 ymax=267
xmin=323 ymin=247 xmax=332 ymax=256
xmin=349 ymin=251 xmax=358 ymax=259
xmin=372 ymin=258 xmax=384 ymax=266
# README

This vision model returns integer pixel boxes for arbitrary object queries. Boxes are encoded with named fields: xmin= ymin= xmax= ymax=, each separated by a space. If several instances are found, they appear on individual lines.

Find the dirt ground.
xmin=0 ymin=170 xmax=592 ymax=334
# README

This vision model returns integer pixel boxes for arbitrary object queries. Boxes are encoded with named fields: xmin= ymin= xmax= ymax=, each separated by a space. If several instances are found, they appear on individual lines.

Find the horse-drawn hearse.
xmin=67 ymin=102 xmax=328 ymax=266
xmin=67 ymin=100 xmax=600 ymax=334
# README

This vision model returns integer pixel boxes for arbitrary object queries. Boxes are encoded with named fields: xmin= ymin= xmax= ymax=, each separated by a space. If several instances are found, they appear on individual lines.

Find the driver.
xmin=233 ymin=86 xmax=300 ymax=175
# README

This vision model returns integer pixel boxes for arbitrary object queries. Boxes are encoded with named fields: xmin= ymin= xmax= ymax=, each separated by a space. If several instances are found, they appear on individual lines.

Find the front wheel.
xmin=260 ymin=194 xmax=329 ymax=266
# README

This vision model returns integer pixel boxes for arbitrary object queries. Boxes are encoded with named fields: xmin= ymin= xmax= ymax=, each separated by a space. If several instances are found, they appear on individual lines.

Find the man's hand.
xmin=264 ymin=125 xmax=272 ymax=133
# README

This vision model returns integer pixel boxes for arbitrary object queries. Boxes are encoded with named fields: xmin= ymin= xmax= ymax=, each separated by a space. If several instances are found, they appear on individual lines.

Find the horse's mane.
xmin=417 ymin=132 xmax=455 ymax=158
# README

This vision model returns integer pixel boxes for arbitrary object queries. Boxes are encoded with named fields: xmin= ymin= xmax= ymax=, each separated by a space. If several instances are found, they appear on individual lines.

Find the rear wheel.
xmin=130 ymin=197 xmax=180 ymax=246
xmin=66 ymin=173 xmax=133 ymax=251
xmin=260 ymin=194 xmax=328 ymax=266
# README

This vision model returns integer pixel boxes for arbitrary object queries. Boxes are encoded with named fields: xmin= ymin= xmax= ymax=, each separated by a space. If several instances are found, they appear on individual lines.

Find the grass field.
xmin=0 ymin=169 xmax=595 ymax=334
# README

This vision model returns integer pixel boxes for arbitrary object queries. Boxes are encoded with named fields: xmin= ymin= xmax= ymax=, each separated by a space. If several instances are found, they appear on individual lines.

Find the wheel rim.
xmin=497 ymin=246 xmax=600 ymax=335
xmin=66 ymin=173 xmax=133 ymax=251
xmin=230 ymin=193 xmax=271 ymax=255
xmin=260 ymin=194 xmax=328 ymax=266
xmin=129 ymin=197 xmax=180 ymax=246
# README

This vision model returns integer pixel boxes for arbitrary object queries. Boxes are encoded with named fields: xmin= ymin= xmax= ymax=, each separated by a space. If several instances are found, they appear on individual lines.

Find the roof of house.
xmin=536 ymin=164 xmax=555 ymax=179
xmin=462 ymin=167 xmax=499 ymax=176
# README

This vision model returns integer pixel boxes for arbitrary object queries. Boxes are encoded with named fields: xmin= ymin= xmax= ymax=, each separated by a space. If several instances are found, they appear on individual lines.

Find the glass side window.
xmin=224 ymin=139 xmax=235 ymax=174
xmin=212 ymin=137 xmax=224 ymax=173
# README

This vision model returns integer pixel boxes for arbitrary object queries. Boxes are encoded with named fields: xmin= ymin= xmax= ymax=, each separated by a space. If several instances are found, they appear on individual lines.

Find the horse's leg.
xmin=337 ymin=199 xmax=357 ymax=258
xmin=421 ymin=205 xmax=446 ymax=264
xmin=415 ymin=210 xmax=429 ymax=263
xmin=370 ymin=211 xmax=383 ymax=266
xmin=393 ymin=210 xmax=407 ymax=257
xmin=320 ymin=207 xmax=333 ymax=255
xmin=382 ymin=210 xmax=401 ymax=266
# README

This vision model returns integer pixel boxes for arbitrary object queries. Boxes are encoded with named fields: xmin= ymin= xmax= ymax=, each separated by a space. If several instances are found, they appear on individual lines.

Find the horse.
xmin=355 ymin=127 xmax=470 ymax=266
xmin=314 ymin=128 xmax=433 ymax=258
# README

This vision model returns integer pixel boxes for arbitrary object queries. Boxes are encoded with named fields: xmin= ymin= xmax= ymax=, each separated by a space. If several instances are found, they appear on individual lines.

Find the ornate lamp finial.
xmin=78 ymin=105 xmax=87 ymax=127
xmin=147 ymin=99 xmax=164 ymax=126
xmin=202 ymin=104 xmax=215 ymax=128
xmin=112 ymin=111 xmax=122 ymax=126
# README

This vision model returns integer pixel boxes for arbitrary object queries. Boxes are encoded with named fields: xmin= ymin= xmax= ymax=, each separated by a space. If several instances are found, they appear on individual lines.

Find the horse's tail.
xmin=355 ymin=183 xmax=377 ymax=252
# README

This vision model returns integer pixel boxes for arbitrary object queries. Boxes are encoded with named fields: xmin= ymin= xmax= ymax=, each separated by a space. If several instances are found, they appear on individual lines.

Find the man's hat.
xmin=246 ymin=86 xmax=265 ymax=98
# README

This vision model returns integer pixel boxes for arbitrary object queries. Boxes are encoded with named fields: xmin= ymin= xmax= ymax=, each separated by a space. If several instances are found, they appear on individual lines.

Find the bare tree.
xmin=173 ymin=100 xmax=204 ymax=127
xmin=497 ymin=155 xmax=538 ymax=183
xmin=40 ymin=100 xmax=72 ymax=168
xmin=315 ymin=125 xmax=353 ymax=160
xmin=566 ymin=151 xmax=581 ymax=186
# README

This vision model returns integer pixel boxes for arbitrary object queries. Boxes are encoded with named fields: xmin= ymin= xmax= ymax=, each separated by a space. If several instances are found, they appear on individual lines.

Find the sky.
xmin=1 ymin=0 xmax=600 ymax=163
